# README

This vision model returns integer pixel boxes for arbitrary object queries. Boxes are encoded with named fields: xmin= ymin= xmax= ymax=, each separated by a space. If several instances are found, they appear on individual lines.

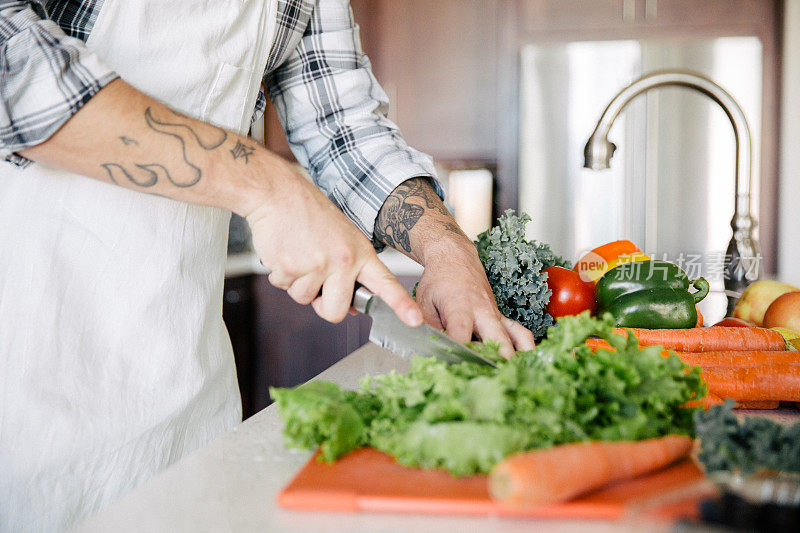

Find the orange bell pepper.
xmin=573 ymin=240 xmax=649 ymax=283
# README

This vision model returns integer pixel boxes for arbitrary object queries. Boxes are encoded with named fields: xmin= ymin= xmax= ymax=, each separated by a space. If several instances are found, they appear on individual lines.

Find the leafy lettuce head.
xmin=272 ymin=313 xmax=706 ymax=476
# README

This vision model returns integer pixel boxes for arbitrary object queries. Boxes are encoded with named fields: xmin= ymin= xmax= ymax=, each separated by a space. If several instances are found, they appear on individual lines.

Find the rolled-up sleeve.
xmin=264 ymin=0 xmax=442 ymax=248
xmin=0 ymin=1 xmax=118 ymax=167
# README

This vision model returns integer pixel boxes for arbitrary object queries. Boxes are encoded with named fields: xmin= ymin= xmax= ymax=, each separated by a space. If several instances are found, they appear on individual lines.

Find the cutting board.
xmin=278 ymin=447 xmax=706 ymax=520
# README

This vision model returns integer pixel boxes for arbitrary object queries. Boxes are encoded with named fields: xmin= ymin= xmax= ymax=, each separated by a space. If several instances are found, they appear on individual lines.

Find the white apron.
xmin=0 ymin=1 xmax=278 ymax=531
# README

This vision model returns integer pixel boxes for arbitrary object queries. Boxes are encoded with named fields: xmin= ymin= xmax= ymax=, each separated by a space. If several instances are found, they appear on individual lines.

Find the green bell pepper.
xmin=596 ymin=260 xmax=710 ymax=329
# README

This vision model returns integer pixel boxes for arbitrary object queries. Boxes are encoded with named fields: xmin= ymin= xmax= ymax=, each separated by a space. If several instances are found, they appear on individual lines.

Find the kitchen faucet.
xmin=583 ymin=70 xmax=759 ymax=312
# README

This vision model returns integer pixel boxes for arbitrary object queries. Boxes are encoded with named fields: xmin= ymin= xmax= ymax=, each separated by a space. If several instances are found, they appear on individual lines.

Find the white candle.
xmin=447 ymin=169 xmax=493 ymax=241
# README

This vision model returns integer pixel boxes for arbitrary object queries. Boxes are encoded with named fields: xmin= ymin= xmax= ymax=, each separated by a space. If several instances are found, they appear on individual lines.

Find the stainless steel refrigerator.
xmin=518 ymin=36 xmax=763 ymax=323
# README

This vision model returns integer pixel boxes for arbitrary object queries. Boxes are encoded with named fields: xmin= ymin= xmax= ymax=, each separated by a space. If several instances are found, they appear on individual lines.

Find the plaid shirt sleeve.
xmin=0 ymin=1 xmax=118 ymax=167
xmin=264 ymin=0 xmax=442 ymax=248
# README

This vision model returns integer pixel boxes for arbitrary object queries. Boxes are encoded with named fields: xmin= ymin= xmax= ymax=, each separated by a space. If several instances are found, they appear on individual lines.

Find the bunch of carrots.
xmin=586 ymin=326 xmax=799 ymax=409
xmin=489 ymin=326 xmax=797 ymax=507
xmin=489 ymin=435 xmax=692 ymax=506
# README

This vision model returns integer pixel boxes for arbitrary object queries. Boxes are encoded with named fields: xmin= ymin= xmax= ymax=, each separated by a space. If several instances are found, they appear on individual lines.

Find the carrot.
xmin=695 ymin=306 xmax=704 ymax=328
xmin=677 ymin=350 xmax=800 ymax=367
xmin=614 ymin=326 xmax=787 ymax=352
xmin=489 ymin=435 xmax=693 ymax=505
xmin=586 ymin=339 xmax=798 ymax=367
xmin=585 ymin=338 xmax=614 ymax=352
xmin=701 ymin=365 xmax=800 ymax=401
xmin=585 ymin=338 xmax=798 ymax=403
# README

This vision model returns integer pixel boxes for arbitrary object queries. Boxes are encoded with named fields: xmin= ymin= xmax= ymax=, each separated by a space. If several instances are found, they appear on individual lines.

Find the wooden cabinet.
xmin=356 ymin=0 xmax=500 ymax=161
xmin=265 ymin=0 xmax=780 ymax=162
xmin=252 ymin=276 xmax=371 ymax=395
xmin=224 ymin=272 xmax=420 ymax=419
xmin=264 ymin=0 xmax=501 ymax=163
xmin=223 ymin=274 xmax=368 ymax=418
xmin=223 ymin=275 xmax=260 ymax=418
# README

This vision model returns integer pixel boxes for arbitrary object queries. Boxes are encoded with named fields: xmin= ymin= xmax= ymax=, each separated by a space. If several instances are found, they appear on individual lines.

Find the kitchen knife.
xmin=351 ymin=285 xmax=497 ymax=367
xmin=260 ymin=264 xmax=496 ymax=367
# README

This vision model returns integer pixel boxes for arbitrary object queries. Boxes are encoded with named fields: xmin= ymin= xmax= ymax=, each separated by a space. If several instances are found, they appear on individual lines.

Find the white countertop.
xmin=73 ymin=343 xmax=800 ymax=533
xmin=73 ymin=344 xmax=630 ymax=533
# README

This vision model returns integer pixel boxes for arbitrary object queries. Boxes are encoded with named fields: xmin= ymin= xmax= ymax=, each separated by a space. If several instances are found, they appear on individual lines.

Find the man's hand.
xmin=246 ymin=163 xmax=422 ymax=326
xmin=375 ymin=178 xmax=535 ymax=358
xmin=22 ymin=80 xmax=422 ymax=328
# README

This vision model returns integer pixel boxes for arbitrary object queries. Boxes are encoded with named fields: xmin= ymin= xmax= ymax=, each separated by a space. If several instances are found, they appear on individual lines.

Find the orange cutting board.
xmin=277 ymin=447 xmax=706 ymax=520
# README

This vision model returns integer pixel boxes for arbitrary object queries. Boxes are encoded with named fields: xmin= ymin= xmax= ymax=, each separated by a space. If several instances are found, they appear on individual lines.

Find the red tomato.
xmin=713 ymin=317 xmax=756 ymax=327
xmin=543 ymin=266 xmax=598 ymax=318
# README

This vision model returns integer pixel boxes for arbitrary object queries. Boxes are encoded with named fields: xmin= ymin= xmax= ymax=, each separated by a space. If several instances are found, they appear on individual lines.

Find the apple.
xmin=732 ymin=280 xmax=799 ymax=326
xmin=763 ymin=292 xmax=800 ymax=332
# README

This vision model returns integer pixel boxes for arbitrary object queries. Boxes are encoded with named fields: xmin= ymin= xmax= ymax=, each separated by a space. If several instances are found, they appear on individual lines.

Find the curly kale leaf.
xmin=694 ymin=401 xmax=800 ymax=475
xmin=475 ymin=210 xmax=570 ymax=338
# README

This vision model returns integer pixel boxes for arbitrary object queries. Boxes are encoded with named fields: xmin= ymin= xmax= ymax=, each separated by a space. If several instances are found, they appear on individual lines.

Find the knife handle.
xmin=352 ymin=284 xmax=373 ymax=314
xmin=260 ymin=266 xmax=373 ymax=313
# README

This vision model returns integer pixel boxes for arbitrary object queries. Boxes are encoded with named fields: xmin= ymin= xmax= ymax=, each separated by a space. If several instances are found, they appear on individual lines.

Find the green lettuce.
xmin=269 ymin=381 xmax=368 ymax=462
xmin=271 ymin=313 xmax=706 ymax=476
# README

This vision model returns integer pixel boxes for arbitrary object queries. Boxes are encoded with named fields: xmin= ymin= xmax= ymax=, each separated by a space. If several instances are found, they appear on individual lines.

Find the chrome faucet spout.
xmin=583 ymin=70 xmax=759 ymax=310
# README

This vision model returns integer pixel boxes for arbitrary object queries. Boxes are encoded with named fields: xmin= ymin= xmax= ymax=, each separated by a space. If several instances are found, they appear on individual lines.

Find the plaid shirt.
xmin=0 ymin=0 xmax=438 ymax=243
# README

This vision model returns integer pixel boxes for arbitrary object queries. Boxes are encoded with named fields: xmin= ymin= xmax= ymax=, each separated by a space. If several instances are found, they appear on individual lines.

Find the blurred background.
xmin=227 ymin=0 xmax=799 ymax=418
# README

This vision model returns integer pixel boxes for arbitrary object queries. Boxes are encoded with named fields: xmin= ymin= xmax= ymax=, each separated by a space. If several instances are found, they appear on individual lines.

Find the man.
xmin=0 ymin=0 xmax=534 ymax=530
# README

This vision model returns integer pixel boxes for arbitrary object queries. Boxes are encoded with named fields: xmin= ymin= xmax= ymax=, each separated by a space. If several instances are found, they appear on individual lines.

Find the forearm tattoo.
xmin=375 ymin=177 xmax=464 ymax=253
xmin=101 ymin=107 xmax=256 ymax=189
xmin=230 ymin=140 xmax=255 ymax=163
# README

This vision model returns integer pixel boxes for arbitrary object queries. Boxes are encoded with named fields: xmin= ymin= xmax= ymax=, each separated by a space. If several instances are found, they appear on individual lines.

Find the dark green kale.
xmin=694 ymin=401 xmax=800 ymax=475
xmin=475 ymin=210 xmax=570 ymax=338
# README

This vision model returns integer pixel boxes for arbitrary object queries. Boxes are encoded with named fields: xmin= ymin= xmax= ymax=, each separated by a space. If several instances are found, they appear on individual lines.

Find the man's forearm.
xmin=21 ymin=79 xmax=290 ymax=216
xmin=375 ymin=177 xmax=472 ymax=265
xmin=375 ymin=177 xmax=535 ymax=356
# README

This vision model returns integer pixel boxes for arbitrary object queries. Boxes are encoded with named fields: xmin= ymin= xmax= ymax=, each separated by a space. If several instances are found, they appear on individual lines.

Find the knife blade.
xmin=260 ymin=265 xmax=496 ymax=367
xmin=352 ymin=286 xmax=497 ymax=367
